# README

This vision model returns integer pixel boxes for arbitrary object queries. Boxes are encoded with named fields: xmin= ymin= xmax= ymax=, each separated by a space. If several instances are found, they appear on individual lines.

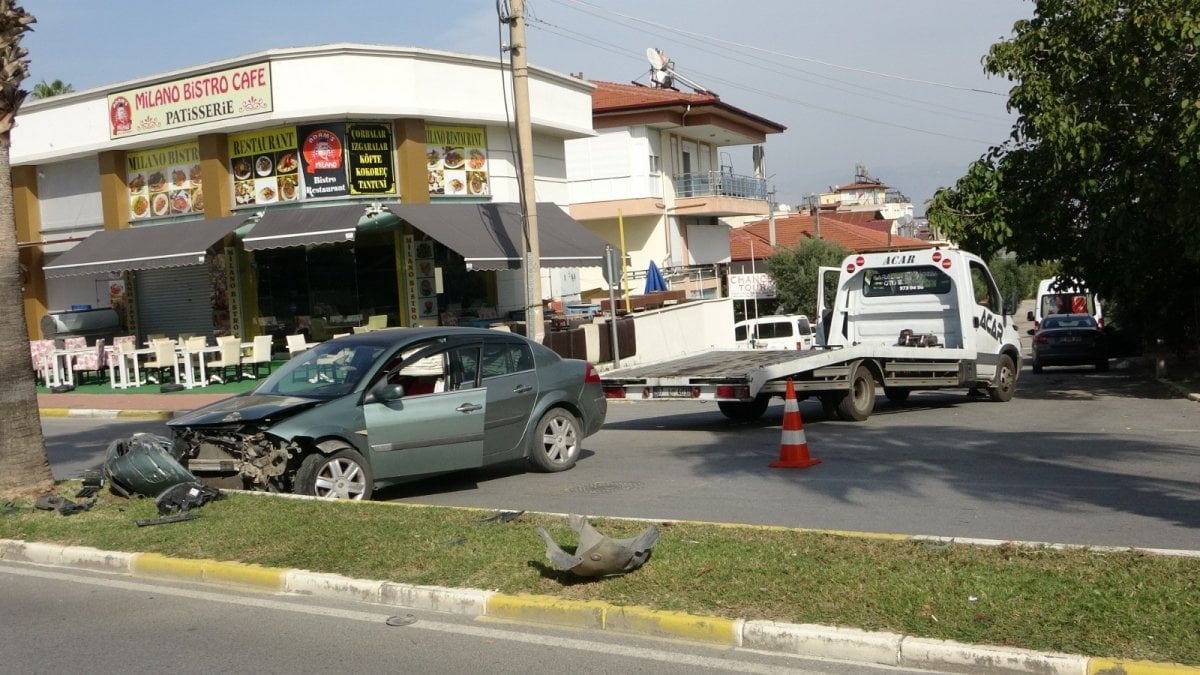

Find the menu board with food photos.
xmin=126 ymin=141 xmax=205 ymax=220
xmin=228 ymin=126 xmax=301 ymax=207
xmin=426 ymin=124 xmax=489 ymax=198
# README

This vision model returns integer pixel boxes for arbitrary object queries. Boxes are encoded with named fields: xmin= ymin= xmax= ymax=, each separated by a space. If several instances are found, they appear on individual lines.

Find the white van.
xmin=1027 ymin=277 xmax=1103 ymax=332
xmin=734 ymin=314 xmax=815 ymax=350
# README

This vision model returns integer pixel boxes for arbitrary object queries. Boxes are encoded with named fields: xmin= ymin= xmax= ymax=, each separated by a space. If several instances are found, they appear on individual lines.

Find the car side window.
xmin=447 ymin=346 xmax=480 ymax=390
xmin=480 ymin=342 xmax=534 ymax=379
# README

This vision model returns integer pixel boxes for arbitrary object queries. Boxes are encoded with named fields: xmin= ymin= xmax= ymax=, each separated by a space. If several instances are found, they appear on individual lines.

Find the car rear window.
xmin=1042 ymin=315 xmax=1097 ymax=329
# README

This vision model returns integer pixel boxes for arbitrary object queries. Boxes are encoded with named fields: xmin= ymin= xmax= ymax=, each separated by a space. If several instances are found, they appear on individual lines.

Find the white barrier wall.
xmin=597 ymin=297 xmax=735 ymax=368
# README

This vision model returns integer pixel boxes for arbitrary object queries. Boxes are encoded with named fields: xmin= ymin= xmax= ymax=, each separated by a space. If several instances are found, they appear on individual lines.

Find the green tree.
xmin=30 ymin=78 xmax=71 ymax=99
xmin=927 ymin=0 xmax=1200 ymax=354
xmin=765 ymin=239 xmax=848 ymax=319
xmin=0 ymin=1 xmax=52 ymax=499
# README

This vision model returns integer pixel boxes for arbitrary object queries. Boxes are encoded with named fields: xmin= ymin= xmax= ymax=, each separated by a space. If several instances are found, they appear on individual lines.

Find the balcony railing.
xmin=673 ymin=171 xmax=768 ymax=200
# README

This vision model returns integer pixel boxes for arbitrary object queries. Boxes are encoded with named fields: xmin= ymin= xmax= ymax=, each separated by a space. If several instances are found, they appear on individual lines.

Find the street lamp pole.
xmin=508 ymin=0 xmax=544 ymax=343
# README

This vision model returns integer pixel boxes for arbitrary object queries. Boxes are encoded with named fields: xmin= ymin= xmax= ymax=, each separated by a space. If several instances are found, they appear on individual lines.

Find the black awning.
xmin=43 ymin=215 xmax=248 ymax=279
xmin=240 ymin=205 xmax=367 ymax=251
xmin=387 ymin=202 xmax=607 ymax=270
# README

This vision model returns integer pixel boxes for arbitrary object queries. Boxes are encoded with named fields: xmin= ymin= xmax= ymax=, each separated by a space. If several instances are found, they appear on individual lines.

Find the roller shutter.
xmin=135 ymin=266 xmax=214 ymax=339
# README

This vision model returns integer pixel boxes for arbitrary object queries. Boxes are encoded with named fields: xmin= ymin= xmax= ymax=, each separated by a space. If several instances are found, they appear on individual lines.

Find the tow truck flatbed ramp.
xmin=603 ymin=349 xmax=827 ymax=380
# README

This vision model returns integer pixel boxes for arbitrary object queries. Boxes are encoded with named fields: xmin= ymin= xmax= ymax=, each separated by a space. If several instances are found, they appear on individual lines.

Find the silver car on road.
xmin=167 ymin=327 xmax=607 ymax=499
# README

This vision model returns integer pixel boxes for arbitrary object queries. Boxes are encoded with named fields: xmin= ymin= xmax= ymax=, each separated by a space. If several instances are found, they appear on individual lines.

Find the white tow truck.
xmin=600 ymin=247 xmax=1023 ymax=422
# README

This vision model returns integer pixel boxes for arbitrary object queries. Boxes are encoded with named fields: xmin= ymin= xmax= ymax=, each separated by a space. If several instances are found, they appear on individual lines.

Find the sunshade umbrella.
xmin=644 ymin=260 xmax=668 ymax=293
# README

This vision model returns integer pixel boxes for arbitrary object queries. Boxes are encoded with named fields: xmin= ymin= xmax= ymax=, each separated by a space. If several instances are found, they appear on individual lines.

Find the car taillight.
xmin=1033 ymin=320 xmax=1040 ymax=331
xmin=1097 ymin=317 xmax=1103 ymax=328
xmin=796 ymin=341 xmax=803 ymax=350
xmin=715 ymin=385 xmax=750 ymax=399
xmin=585 ymin=363 xmax=601 ymax=384
xmin=603 ymin=386 xmax=626 ymax=399
xmin=1034 ymin=334 xmax=1047 ymax=344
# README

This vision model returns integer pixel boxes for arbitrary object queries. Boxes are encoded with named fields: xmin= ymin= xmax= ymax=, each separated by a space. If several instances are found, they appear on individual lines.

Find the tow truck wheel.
xmin=819 ymin=393 xmax=840 ymax=419
xmin=988 ymin=354 xmax=1017 ymax=402
xmin=717 ymin=396 xmax=770 ymax=421
xmin=884 ymin=387 xmax=910 ymax=404
xmin=836 ymin=365 xmax=876 ymax=421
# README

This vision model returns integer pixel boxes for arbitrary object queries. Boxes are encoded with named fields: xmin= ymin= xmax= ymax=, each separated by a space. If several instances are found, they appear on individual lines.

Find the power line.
xmin=547 ymin=0 xmax=1009 ymax=96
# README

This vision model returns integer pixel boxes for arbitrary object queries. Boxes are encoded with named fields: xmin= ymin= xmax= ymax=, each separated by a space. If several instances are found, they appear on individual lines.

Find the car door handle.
xmin=513 ymin=384 xmax=534 ymax=394
xmin=456 ymin=402 xmax=483 ymax=413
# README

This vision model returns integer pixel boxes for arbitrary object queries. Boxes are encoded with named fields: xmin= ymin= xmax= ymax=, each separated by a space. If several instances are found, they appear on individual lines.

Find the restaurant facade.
xmin=14 ymin=44 xmax=607 ymax=342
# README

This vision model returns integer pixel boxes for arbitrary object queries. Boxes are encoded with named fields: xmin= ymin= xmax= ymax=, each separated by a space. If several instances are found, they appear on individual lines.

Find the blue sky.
xmin=24 ymin=0 xmax=1032 ymax=214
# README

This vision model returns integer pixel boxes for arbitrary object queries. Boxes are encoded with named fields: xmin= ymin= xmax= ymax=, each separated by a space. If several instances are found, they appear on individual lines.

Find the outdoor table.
xmin=49 ymin=345 xmax=95 ymax=388
xmin=107 ymin=345 xmax=153 ymax=389
xmin=178 ymin=343 xmax=221 ymax=389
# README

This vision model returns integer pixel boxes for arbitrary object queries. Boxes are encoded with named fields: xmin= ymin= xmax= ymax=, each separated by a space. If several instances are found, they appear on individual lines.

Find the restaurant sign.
xmin=426 ymin=124 xmax=489 ymax=198
xmin=228 ymin=126 xmax=300 ymax=207
xmin=108 ymin=62 xmax=272 ymax=139
xmin=126 ymin=141 xmax=204 ymax=221
xmin=227 ymin=121 xmax=398 ymax=209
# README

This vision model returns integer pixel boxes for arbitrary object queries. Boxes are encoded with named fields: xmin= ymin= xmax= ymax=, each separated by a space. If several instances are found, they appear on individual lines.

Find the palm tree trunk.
xmin=0 ymin=0 xmax=53 ymax=498
xmin=0 ymin=131 xmax=52 ymax=498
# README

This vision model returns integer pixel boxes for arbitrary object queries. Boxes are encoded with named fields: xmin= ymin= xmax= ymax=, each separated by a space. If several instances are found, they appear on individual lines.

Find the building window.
xmin=649 ymin=154 xmax=661 ymax=174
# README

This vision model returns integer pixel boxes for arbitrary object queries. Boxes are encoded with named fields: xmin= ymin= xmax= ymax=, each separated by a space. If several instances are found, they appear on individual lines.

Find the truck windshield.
xmin=862 ymin=267 xmax=952 ymax=297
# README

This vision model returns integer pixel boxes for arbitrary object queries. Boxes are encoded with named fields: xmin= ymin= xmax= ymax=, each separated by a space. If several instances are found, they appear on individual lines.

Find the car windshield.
xmin=1042 ymin=315 xmax=1097 ymax=330
xmin=252 ymin=341 xmax=387 ymax=399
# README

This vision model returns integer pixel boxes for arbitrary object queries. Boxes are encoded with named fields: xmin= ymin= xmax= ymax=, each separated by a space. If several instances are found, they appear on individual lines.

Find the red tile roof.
xmin=728 ymin=214 xmax=928 ymax=261
xmin=588 ymin=80 xmax=786 ymax=132
xmin=590 ymin=80 xmax=719 ymax=112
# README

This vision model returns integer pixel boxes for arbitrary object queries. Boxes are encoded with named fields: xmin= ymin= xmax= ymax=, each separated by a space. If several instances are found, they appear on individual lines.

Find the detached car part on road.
xmin=167 ymin=327 xmax=607 ymax=500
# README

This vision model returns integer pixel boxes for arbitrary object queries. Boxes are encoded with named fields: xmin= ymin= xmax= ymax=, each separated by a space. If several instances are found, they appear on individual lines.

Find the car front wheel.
xmin=527 ymin=408 xmax=581 ymax=472
xmin=295 ymin=443 xmax=373 ymax=500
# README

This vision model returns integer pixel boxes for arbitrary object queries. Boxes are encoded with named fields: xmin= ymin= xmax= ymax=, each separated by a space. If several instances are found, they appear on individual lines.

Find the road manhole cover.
xmin=567 ymin=480 xmax=643 ymax=494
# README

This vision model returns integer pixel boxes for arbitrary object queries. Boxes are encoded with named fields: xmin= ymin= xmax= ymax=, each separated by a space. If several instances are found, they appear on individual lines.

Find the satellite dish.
xmin=646 ymin=47 xmax=668 ymax=71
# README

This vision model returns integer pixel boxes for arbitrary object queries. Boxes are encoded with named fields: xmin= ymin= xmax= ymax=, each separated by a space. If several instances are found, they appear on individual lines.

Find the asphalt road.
xmin=41 ymin=358 xmax=1199 ymax=552
xmin=0 ymin=561 xmax=919 ymax=675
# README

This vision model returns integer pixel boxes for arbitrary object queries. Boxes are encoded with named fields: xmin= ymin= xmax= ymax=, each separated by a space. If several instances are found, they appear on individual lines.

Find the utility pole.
xmin=767 ymin=185 xmax=776 ymax=247
xmin=807 ymin=193 xmax=822 ymax=240
xmin=508 ymin=0 xmax=544 ymax=342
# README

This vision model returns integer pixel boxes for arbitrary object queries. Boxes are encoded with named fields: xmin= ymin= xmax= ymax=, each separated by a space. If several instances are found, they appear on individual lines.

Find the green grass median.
xmin=3 ymin=486 xmax=1197 ymax=666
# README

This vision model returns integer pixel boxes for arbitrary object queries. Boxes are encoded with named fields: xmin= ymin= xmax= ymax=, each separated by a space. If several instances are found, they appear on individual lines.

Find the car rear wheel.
xmin=527 ymin=408 xmax=580 ymax=472
xmin=295 ymin=443 xmax=373 ymax=500
xmin=989 ymin=355 xmax=1017 ymax=402
xmin=1032 ymin=360 xmax=1043 ymax=374
xmin=717 ymin=396 xmax=770 ymax=421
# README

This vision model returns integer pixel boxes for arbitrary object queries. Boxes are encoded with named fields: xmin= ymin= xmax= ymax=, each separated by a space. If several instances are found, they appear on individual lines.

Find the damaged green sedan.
xmin=166 ymin=327 xmax=607 ymax=500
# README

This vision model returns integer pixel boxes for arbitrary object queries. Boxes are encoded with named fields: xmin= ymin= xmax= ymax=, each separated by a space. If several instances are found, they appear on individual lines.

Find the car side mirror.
xmin=366 ymin=383 xmax=405 ymax=404
xmin=1027 ymin=328 xmax=1035 ymax=336
xmin=1026 ymin=310 xmax=1035 ymax=321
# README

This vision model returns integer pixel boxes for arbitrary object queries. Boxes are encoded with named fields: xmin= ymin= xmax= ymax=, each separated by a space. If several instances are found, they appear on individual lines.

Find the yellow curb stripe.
xmin=606 ymin=605 xmax=738 ymax=645
xmin=38 ymin=408 xmax=70 ymax=417
xmin=486 ymin=594 xmax=607 ymax=629
xmin=132 ymin=553 xmax=285 ymax=590
xmin=1089 ymin=659 xmax=1200 ymax=674
xmin=486 ymin=593 xmax=736 ymax=646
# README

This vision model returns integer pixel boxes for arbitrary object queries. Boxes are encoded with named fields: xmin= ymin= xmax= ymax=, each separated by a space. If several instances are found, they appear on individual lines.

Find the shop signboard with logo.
xmin=298 ymin=123 xmax=349 ymax=200
xmin=425 ymin=124 xmax=489 ymax=198
xmin=126 ymin=142 xmax=204 ymax=221
xmin=228 ymin=126 xmax=300 ymax=207
xmin=108 ymin=63 xmax=272 ymax=139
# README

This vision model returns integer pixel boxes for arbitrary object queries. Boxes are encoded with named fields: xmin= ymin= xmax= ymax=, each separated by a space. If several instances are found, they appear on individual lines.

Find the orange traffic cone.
xmin=769 ymin=378 xmax=821 ymax=468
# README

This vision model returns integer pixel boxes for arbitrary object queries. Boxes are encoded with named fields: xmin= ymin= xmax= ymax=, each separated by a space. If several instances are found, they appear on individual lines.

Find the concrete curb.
xmin=38 ymin=407 xmax=175 ymax=420
xmin=3 ymin=538 xmax=1197 ymax=674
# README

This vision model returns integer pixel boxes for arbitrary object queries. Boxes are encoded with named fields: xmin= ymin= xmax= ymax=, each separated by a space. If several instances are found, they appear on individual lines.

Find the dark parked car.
xmin=1031 ymin=313 xmax=1108 ymax=374
xmin=167 ymin=327 xmax=607 ymax=499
